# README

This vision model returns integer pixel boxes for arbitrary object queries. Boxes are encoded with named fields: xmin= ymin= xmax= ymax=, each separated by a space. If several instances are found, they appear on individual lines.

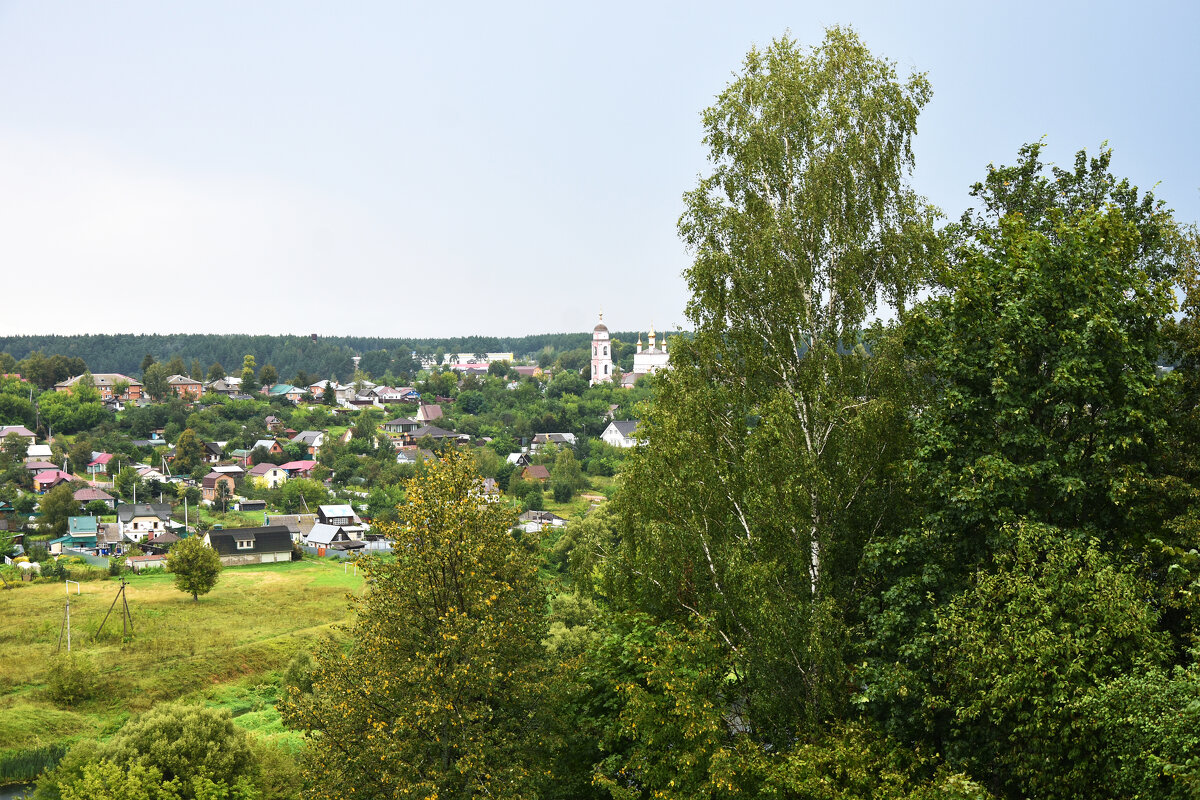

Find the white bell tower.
xmin=590 ymin=313 xmax=613 ymax=386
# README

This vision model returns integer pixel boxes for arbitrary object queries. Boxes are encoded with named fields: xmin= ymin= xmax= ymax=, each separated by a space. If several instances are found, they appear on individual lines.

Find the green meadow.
xmin=0 ymin=558 xmax=362 ymax=768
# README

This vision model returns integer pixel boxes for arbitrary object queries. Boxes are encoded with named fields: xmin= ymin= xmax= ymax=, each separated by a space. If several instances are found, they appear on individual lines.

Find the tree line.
xmin=0 ymin=330 xmax=675 ymax=384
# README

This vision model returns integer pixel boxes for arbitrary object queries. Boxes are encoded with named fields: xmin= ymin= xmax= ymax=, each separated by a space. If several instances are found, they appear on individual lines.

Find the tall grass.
xmin=0 ymin=743 xmax=67 ymax=783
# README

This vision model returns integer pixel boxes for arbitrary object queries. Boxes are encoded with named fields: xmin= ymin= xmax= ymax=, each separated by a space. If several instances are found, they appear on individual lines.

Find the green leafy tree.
xmin=207 ymin=362 xmax=225 ymax=382
xmin=114 ymin=466 xmax=141 ymax=502
xmin=68 ymin=439 xmax=93 ymax=477
xmin=281 ymin=450 xmax=549 ymax=799
xmin=239 ymin=355 xmax=258 ymax=395
xmin=279 ymin=478 xmax=327 ymax=513
xmin=39 ymin=482 xmax=79 ymax=536
xmin=73 ymin=372 xmax=100 ymax=404
xmin=932 ymin=521 xmax=1169 ymax=799
xmin=551 ymin=447 xmax=585 ymax=492
xmin=140 ymin=353 xmax=156 ymax=373
xmin=167 ymin=536 xmax=222 ymax=601
xmin=141 ymin=363 xmax=171 ymax=402
xmin=214 ymin=480 xmax=232 ymax=513
xmin=258 ymin=363 xmax=278 ymax=389
xmin=864 ymin=144 xmax=1197 ymax=745
xmin=189 ymin=358 xmax=203 ymax=381
xmin=612 ymin=26 xmax=934 ymax=740
xmin=172 ymin=428 xmax=204 ymax=474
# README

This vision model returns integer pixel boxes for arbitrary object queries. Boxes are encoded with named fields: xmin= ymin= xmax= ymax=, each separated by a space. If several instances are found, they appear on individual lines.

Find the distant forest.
xmin=0 ymin=331 xmax=672 ymax=382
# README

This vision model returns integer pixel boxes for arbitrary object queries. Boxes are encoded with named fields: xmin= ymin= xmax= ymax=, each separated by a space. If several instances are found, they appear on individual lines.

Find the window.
xmin=237 ymin=539 xmax=253 ymax=550
xmin=603 ymin=346 xmax=608 ymax=356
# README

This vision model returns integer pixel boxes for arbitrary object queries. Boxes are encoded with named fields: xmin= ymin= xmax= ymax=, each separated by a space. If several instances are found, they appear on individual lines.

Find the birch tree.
xmin=613 ymin=27 xmax=936 ymax=739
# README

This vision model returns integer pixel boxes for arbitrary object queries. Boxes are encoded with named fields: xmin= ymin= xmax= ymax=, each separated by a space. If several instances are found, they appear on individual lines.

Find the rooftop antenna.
xmin=96 ymin=577 xmax=134 ymax=640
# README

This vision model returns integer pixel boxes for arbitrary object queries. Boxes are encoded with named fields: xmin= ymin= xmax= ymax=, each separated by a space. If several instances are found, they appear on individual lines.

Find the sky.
xmin=0 ymin=1 xmax=1196 ymax=338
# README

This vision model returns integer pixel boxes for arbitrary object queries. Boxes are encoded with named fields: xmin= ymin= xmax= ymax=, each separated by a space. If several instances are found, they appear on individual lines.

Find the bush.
xmin=552 ymin=480 xmax=573 ymax=503
xmin=523 ymin=487 xmax=544 ymax=512
xmin=40 ymin=702 xmax=258 ymax=799
xmin=282 ymin=650 xmax=314 ymax=695
xmin=45 ymin=654 xmax=99 ymax=707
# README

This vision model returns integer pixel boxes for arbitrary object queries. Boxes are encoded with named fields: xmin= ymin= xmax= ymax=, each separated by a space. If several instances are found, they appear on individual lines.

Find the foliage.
xmin=281 ymin=449 xmax=549 ymax=799
xmin=141 ymin=362 xmax=171 ymax=402
xmin=39 ymin=483 xmax=79 ymax=537
xmin=172 ymin=428 xmax=205 ymax=474
xmin=45 ymin=654 xmax=100 ymax=707
xmin=167 ymin=536 xmax=222 ymax=601
xmin=863 ymin=143 xmax=1198 ymax=748
xmin=932 ymin=521 xmax=1169 ymax=798
xmin=41 ymin=703 xmax=258 ymax=800
xmin=612 ymin=27 xmax=933 ymax=743
xmin=0 ymin=743 xmax=68 ymax=784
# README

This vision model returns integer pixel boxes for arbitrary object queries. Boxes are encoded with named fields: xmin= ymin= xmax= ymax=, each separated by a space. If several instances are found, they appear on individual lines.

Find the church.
xmin=589 ymin=315 xmax=670 ymax=387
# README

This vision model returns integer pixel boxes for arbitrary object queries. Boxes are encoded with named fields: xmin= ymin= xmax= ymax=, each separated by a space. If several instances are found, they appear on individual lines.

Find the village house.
xmin=264 ymin=415 xmax=283 ymax=432
xmin=266 ymin=384 xmax=305 ymax=403
xmin=86 ymin=452 xmax=113 ymax=475
xmin=291 ymin=430 xmax=324 ymax=455
xmin=117 ymin=503 xmax=173 ymax=542
xmin=248 ymin=462 xmax=288 ymax=489
xmin=0 ymin=425 xmax=37 ymax=445
xmin=74 ymin=486 xmax=116 ymax=509
xmin=251 ymin=439 xmax=285 ymax=458
xmin=34 ymin=469 xmax=73 ymax=493
xmin=317 ymin=504 xmax=367 ymax=538
xmin=416 ymin=403 xmax=443 ymax=423
xmin=204 ymin=526 xmax=294 ymax=566
xmin=201 ymin=441 xmax=224 ymax=464
xmin=601 ymin=420 xmax=640 ymax=448
xmin=204 ymin=377 xmax=241 ymax=396
xmin=201 ymin=471 xmax=236 ymax=502
xmin=167 ymin=374 xmax=203 ymax=399
xmin=265 ymin=513 xmax=318 ymax=543
xmin=531 ymin=432 xmax=577 ymax=453
xmin=49 ymin=516 xmax=100 ymax=554
xmin=382 ymin=417 xmax=421 ymax=435
xmin=212 ymin=464 xmax=245 ymax=479
xmin=55 ymin=373 xmax=144 ymax=401
xmin=304 ymin=522 xmax=365 ymax=552
xmin=516 ymin=509 xmax=567 ymax=535
xmin=24 ymin=460 xmax=58 ymax=477
xmin=522 ymin=464 xmax=551 ymax=484
xmin=279 ymin=460 xmax=316 ymax=479
xmin=25 ymin=443 xmax=53 ymax=463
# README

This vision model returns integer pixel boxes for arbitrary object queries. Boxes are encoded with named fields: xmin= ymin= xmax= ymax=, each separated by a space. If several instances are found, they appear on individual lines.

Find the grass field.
xmin=0 ymin=558 xmax=363 ymax=759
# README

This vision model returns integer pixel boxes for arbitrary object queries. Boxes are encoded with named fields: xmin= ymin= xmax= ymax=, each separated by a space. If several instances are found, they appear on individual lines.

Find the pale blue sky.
xmin=1 ymin=1 xmax=1196 ymax=337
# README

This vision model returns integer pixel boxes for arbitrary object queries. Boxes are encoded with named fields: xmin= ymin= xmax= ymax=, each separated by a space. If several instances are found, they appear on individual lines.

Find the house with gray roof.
xmin=601 ymin=420 xmax=641 ymax=449
xmin=203 ymin=526 xmax=294 ymax=566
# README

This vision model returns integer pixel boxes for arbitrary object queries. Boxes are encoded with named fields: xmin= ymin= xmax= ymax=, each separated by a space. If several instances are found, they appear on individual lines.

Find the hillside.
xmin=0 ymin=559 xmax=361 ymax=767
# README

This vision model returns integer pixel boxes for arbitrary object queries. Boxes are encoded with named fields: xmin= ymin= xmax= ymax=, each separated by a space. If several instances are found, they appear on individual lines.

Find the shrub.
xmin=45 ymin=654 xmax=99 ymax=707
xmin=282 ymin=650 xmax=314 ymax=695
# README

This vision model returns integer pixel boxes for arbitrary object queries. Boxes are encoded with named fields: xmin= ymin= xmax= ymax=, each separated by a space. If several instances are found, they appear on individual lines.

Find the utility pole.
xmin=57 ymin=579 xmax=81 ymax=653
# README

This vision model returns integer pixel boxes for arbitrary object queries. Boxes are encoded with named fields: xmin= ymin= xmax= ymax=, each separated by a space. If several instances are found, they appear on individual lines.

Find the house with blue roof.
xmin=49 ymin=516 xmax=100 ymax=554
